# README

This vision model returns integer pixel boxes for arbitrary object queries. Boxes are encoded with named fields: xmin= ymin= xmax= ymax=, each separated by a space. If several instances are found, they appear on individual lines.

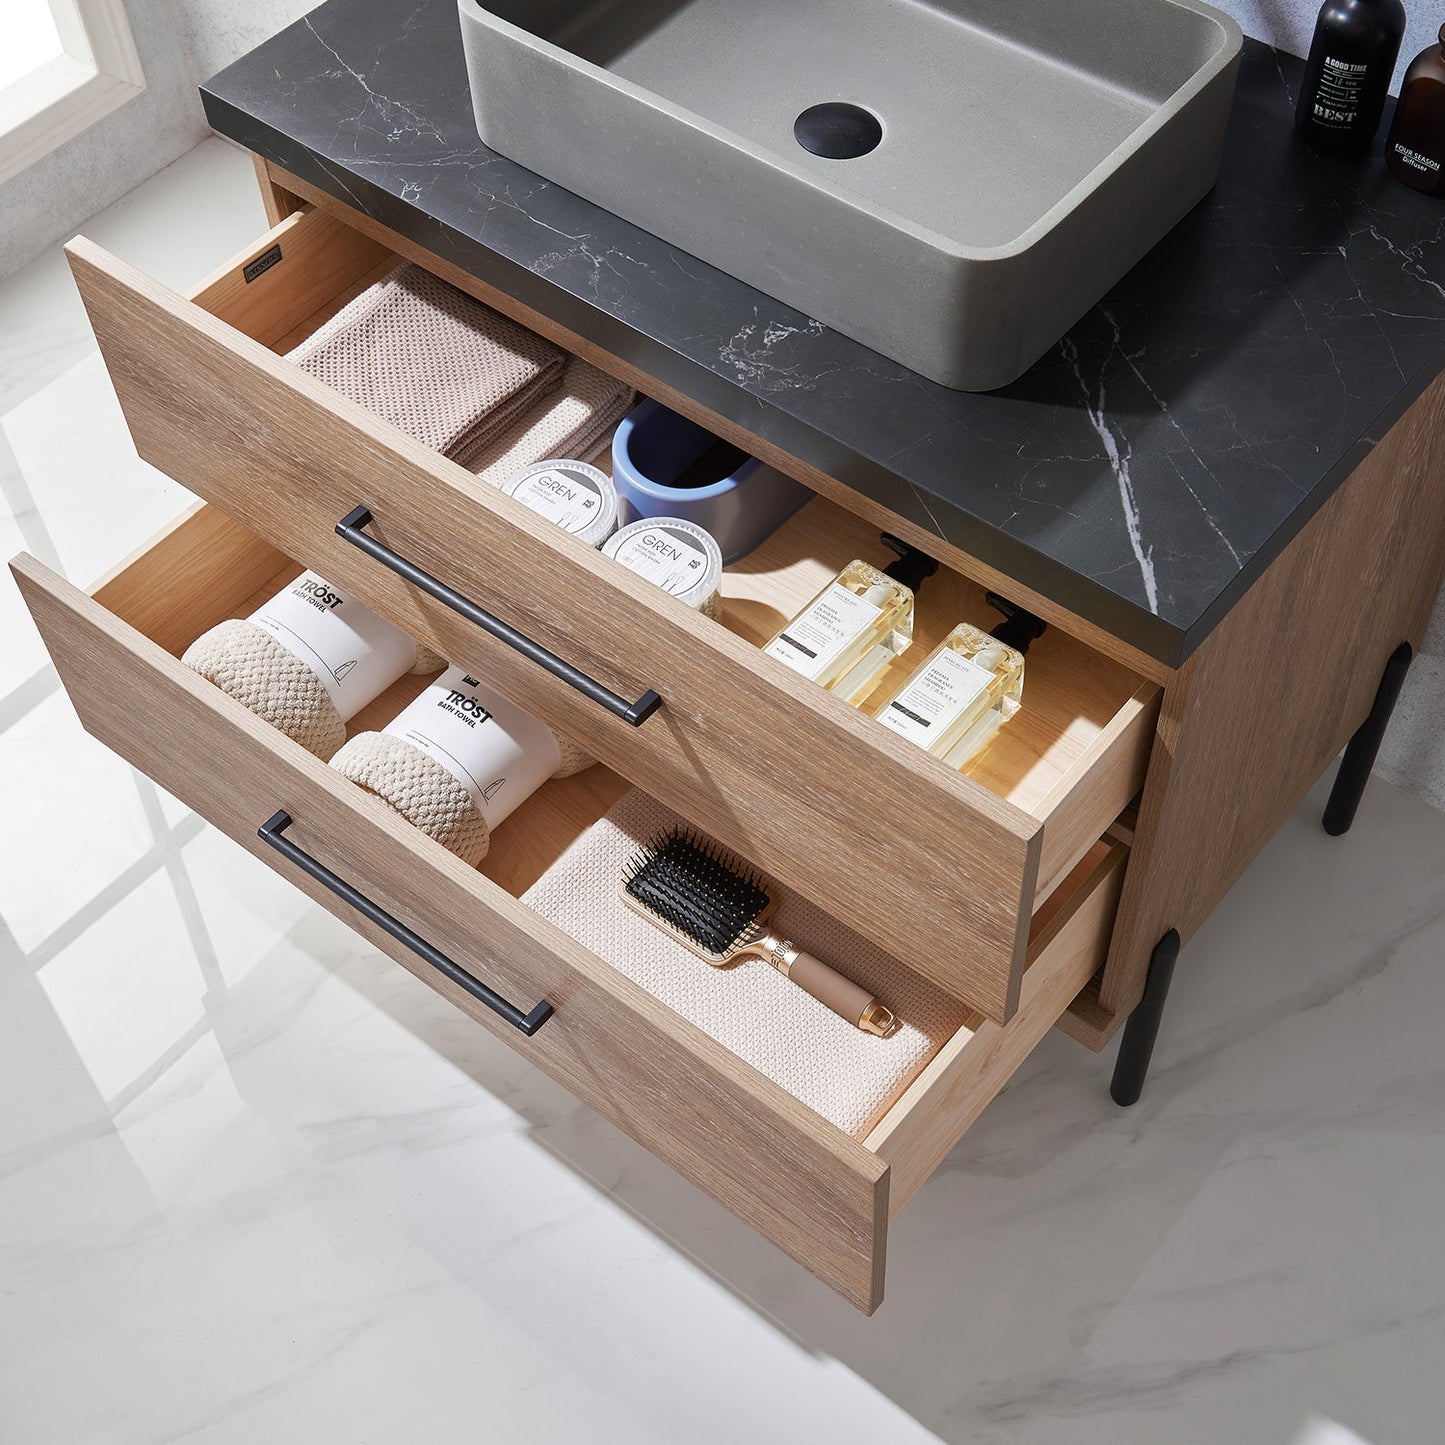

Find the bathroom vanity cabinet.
xmin=12 ymin=9 xmax=1445 ymax=1313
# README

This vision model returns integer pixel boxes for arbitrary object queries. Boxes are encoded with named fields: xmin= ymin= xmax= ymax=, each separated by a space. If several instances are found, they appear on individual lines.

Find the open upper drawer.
xmin=12 ymin=505 xmax=1128 ymax=1312
xmin=64 ymin=202 xmax=1157 ymax=1023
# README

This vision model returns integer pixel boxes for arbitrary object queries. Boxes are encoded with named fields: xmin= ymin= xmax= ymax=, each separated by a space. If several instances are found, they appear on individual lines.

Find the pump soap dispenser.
xmin=763 ymin=535 xmax=938 ymax=705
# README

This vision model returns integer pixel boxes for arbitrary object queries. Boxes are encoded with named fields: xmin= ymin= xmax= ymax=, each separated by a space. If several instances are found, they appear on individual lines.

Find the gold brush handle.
xmin=765 ymin=938 xmax=895 ymax=1036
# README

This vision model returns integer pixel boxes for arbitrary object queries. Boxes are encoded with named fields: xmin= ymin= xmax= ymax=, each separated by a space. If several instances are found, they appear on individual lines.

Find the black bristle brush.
xmin=621 ymin=828 xmax=895 ymax=1036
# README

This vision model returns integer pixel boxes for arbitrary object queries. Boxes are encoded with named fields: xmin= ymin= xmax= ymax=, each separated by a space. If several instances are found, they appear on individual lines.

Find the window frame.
xmin=0 ymin=0 xmax=145 ymax=187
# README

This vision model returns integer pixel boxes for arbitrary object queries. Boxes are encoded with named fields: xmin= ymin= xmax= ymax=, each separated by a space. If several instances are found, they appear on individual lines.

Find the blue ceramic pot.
xmin=611 ymin=399 xmax=810 ymax=563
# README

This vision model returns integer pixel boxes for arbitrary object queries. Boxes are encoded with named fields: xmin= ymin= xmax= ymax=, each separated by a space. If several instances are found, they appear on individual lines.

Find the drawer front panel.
xmin=67 ymin=235 xmax=1044 ymax=1023
xmin=867 ymin=840 xmax=1127 ymax=1211
xmin=12 ymin=546 xmax=890 ymax=1312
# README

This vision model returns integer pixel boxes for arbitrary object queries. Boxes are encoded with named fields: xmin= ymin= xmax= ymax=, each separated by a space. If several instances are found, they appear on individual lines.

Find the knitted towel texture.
xmin=183 ymin=619 xmax=445 ymax=761
xmin=693 ymin=586 xmax=723 ymax=621
xmin=471 ymin=355 xmax=635 ymax=488
xmin=520 ymin=789 xmax=973 ymax=1139
xmin=287 ymin=262 xmax=564 ymax=468
xmin=332 ymin=731 xmax=490 ymax=864
xmin=551 ymin=733 xmax=596 ymax=777
xmin=330 ymin=708 xmax=595 ymax=855
xmin=331 ymin=721 xmax=595 ymax=866
xmin=183 ymin=619 xmax=348 ymax=759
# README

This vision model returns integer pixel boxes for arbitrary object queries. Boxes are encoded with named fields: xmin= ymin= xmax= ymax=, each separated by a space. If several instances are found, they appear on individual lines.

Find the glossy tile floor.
xmin=4 ymin=139 xmax=1445 ymax=1445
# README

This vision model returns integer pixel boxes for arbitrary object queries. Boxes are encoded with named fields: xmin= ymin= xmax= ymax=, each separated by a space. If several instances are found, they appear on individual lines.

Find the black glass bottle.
xmin=1386 ymin=25 xmax=1445 ymax=194
xmin=1295 ymin=0 xmax=1406 ymax=153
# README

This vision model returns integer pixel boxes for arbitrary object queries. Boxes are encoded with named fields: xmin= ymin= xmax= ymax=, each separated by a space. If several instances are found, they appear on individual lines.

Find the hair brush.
xmin=621 ymin=828 xmax=896 ymax=1036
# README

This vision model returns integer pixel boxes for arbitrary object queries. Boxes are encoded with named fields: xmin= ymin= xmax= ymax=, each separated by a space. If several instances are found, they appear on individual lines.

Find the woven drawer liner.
xmin=521 ymin=789 xmax=973 ymax=1139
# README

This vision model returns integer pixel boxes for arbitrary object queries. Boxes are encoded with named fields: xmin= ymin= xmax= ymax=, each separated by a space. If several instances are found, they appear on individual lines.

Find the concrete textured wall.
xmin=179 ymin=0 xmax=317 ymax=91
xmin=1225 ymin=0 xmax=1439 ymax=93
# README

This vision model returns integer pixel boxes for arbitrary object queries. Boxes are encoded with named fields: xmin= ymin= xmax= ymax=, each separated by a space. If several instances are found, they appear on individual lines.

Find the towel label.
xmin=508 ymin=465 xmax=606 ymax=536
xmin=877 ymin=647 xmax=994 ymax=747
xmin=764 ymin=583 xmax=882 ymax=679
xmin=249 ymin=571 xmax=416 ymax=721
xmin=383 ymin=666 xmax=561 ymax=829
xmin=611 ymin=523 xmax=709 ymax=599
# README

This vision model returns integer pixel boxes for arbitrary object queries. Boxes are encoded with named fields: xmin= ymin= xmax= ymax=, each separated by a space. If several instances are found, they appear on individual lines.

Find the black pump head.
xmin=880 ymin=533 xmax=940 ymax=593
xmin=986 ymin=592 xmax=1048 ymax=654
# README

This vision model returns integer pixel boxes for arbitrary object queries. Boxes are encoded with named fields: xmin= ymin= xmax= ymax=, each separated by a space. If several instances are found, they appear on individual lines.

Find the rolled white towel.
xmin=182 ymin=571 xmax=442 ymax=759
xmin=332 ymin=665 xmax=594 ymax=865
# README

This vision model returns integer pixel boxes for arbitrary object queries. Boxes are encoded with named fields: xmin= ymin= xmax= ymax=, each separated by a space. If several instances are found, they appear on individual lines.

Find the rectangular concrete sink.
xmin=460 ymin=0 xmax=1242 ymax=391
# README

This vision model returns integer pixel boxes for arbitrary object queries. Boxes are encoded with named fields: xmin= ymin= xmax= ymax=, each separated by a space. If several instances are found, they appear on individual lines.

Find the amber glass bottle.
xmin=1386 ymin=25 xmax=1445 ymax=195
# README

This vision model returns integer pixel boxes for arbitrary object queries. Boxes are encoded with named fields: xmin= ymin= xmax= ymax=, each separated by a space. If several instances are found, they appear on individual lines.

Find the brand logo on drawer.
xmin=243 ymin=245 xmax=283 ymax=284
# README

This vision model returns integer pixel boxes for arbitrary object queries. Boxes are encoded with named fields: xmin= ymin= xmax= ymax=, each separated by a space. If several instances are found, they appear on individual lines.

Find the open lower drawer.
xmin=12 ymin=506 xmax=1127 ymax=1312
xmin=65 ymin=202 xmax=1156 ymax=1024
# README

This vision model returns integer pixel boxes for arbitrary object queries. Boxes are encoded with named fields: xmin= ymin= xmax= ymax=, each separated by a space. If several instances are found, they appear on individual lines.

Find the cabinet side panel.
xmin=1096 ymin=367 xmax=1445 ymax=1029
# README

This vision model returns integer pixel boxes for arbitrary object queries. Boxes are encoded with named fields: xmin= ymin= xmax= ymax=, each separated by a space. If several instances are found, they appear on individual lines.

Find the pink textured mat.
xmin=520 ymin=789 xmax=972 ymax=1138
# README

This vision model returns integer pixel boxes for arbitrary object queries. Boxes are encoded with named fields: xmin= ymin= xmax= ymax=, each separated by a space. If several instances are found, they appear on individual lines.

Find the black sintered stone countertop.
xmin=201 ymin=0 xmax=1445 ymax=668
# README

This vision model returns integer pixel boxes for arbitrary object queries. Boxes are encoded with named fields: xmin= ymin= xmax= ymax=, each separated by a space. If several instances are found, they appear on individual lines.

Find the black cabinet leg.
xmin=1110 ymin=929 xmax=1181 ymax=1107
xmin=1323 ymin=641 xmax=1413 ymax=837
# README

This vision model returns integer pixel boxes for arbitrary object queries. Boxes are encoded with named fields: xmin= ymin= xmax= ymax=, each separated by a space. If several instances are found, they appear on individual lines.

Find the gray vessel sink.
xmin=460 ymin=0 xmax=1242 ymax=391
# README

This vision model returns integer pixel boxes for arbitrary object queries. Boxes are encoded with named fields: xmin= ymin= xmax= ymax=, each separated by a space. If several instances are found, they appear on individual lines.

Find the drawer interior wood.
xmin=14 ymin=505 xmax=1129 ymax=1309
xmin=184 ymin=206 xmax=1158 ymax=904
xmin=68 ymin=205 xmax=1156 ymax=1022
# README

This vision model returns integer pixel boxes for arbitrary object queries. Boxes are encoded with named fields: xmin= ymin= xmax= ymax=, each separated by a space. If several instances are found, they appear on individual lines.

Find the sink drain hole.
xmin=794 ymin=103 xmax=882 ymax=159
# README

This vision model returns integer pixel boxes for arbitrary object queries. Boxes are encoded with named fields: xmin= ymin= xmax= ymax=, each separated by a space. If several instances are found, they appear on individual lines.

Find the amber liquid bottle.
xmin=1296 ymin=0 xmax=1406 ymax=153
xmin=1386 ymin=25 xmax=1445 ymax=195
xmin=872 ymin=595 xmax=1046 ymax=769
xmin=762 ymin=536 xmax=938 ymax=704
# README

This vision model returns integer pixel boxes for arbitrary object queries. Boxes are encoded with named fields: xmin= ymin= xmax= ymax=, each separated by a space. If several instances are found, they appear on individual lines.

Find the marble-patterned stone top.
xmin=201 ymin=0 xmax=1445 ymax=665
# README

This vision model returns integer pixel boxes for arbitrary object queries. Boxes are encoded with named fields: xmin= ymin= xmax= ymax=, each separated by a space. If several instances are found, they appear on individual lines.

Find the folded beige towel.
xmin=288 ymin=262 xmax=564 ymax=467
xmin=520 ymin=789 xmax=972 ymax=1139
xmin=471 ymin=355 xmax=635 ymax=488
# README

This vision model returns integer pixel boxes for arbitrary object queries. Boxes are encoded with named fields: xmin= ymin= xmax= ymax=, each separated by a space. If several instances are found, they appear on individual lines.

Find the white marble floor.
xmin=3 ymin=138 xmax=1445 ymax=1445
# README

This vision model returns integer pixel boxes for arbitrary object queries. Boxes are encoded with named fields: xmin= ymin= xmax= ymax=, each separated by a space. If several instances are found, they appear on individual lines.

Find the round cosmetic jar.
xmin=502 ymin=458 xmax=619 ymax=547
xmin=602 ymin=516 xmax=724 ymax=618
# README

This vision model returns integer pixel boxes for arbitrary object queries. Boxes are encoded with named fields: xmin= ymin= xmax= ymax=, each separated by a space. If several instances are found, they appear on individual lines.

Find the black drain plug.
xmin=794 ymin=102 xmax=882 ymax=159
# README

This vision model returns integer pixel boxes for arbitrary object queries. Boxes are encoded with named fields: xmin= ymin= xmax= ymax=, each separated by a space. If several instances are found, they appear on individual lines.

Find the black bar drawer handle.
xmin=336 ymin=506 xmax=662 ymax=727
xmin=259 ymin=810 xmax=553 ymax=1036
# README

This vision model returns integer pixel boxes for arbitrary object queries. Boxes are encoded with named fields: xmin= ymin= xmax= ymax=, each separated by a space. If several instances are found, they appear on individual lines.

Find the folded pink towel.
xmin=520 ymin=789 xmax=972 ymax=1139
xmin=471 ymin=355 xmax=635 ymax=488
xmin=288 ymin=262 xmax=564 ymax=467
